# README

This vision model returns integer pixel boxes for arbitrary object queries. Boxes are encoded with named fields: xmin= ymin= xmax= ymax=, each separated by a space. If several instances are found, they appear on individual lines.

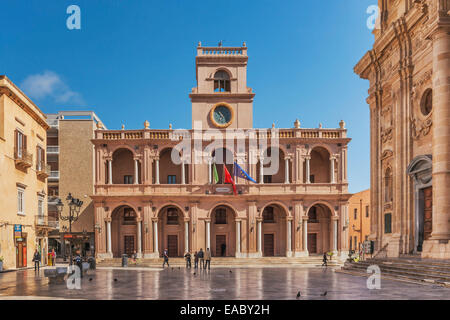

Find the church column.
xmin=286 ymin=217 xmax=292 ymax=257
xmin=257 ymin=218 xmax=262 ymax=256
xmin=236 ymin=220 xmax=241 ymax=257
xmin=305 ymin=156 xmax=311 ymax=183
xmin=284 ymin=158 xmax=290 ymax=184
xmin=332 ymin=215 xmax=339 ymax=253
xmin=330 ymin=156 xmax=336 ymax=183
xmin=137 ymin=219 xmax=142 ymax=257
xmin=185 ymin=219 xmax=189 ymax=253
xmin=108 ymin=159 xmax=112 ymax=184
xmin=303 ymin=215 xmax=308 ymax=254
xmin=181 ymin=159 xmax=186 ymax=185
xmin=106 ymin=219 xmax=112 ymax=256
xmin=134 ymin=159 xmax=139 ymax=184
xmin=155 ymin=158 xmax=160 ymax=184
xmin=430 ymin=27 xmax=450 ymax=245
xmin=205 ymin=219 xmax=211 ymax=250
xmin=259 ymin=156 xmax=264 ymax=184
xmin=153 ymin=218 xmax=159 ymax=256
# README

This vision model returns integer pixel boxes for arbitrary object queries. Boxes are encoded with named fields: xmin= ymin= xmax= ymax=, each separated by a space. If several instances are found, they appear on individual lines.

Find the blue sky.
xmin=1 ymin=0 xmax=375 ymax=193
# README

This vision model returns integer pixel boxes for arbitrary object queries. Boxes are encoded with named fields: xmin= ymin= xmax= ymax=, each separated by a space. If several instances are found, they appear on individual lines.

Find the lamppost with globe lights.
xmin=56 ymin=193 xmax=83 ymax=265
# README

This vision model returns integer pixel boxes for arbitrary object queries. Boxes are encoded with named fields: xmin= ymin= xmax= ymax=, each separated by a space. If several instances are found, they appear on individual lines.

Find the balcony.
xmin=94 ymin=182 xmax=347 ymax=197
xmin=35 ymin=215 xmax=59 ymax=229
xmin=36 ymin=162 xmax=51 ymax=179
xmin=47 ymin=146 xmax=59 ymax=154
xmin=48 ymin=171 xmax=59 ymax=181
xmin=14 ymin=148 xmax=33 ymax=169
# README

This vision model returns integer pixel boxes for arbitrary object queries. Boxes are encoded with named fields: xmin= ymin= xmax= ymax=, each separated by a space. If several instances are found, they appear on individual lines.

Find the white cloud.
xmin=21 ymin=71 xmax=84 ymax=105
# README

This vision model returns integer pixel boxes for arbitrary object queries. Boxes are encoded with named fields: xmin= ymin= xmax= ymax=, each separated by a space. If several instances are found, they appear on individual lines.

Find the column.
xmin=181 ymin=160 xmax=186 ymax=185
xmin=108 ymin=160 xmax=112 ymax=185
xmin=257 ymin=220 xmax=262 ymax=255
xmin=236 ymin=220 xmax=241 ymax=256
xmin=153 ymin=220 xmax=159 ymax=255
xmin=430 ymin=28 xmax=450 ymax=243
xmin=137 ymin=220 xmax=142 ymax=257
xmin=185 ymin=221 xmax=189 ymax=253
xmin=286 ymin=219 xmax=292 ymax=256
xmin=332 ymin=217 xmax=338 ymax=252
xmin=303 ymin=217 xmax=308 ymax=253
xmin=259 ymin=157 xmax=264 ymax=184
xmin=107 ymin=220 xmax=112 ymax=255
xmin=305 ymin=156 xmax=311 ymax=183
xmin=155 ymin=159 xmax=160 ymax=184
xmin=205 ymin=220 xmax=211 ymax=250
xmin=330 ymin=157 xmax=336 ymax=183
xmin=208 ymin=159 xmax=212 ymax=184
xmin=284 ymin=158 xmax=290 ymax=184
xmin=134 ymin=159 xmax=139 ymax=184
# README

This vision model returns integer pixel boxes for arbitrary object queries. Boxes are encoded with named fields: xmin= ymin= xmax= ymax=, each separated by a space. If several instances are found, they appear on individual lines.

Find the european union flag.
xmin=233 ymin=162 xmax=257 ymax=183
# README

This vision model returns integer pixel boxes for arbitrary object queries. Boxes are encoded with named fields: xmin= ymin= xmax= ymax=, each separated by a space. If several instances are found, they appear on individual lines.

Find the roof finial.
xmin=339 ymin=120 xmax=346 ymax=129
xmin=169 ymin=123 xmax=173 ymax=130
xmin=318 ymin=123 xmax=322 ymax=129
xmin=121 ymin=124 xmax=125 ymax=130
xmin=243 ymin=41 xmax=246 ymax=47
xmin=272 ymin=122 xmax=275 ymax=129
xmin=218 ymin=40 xmax=223 ymax=47
xmin=294 ymin=119 xmax=300 ymax=129
xmin=198 ymin=41 xmax=202 ymax=47
xmin=144 ymin=120 xmax=150 ymax=129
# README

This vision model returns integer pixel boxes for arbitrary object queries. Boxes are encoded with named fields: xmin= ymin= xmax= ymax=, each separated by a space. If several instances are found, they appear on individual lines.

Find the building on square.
xmin=46 ymin=111 xmax=104 ymax=260
xmin=0 ymin=75 xmax=51 ymax=270
xmin=354 ymin=0 xmax=450 ymax=258
xmin=91 ymin=43 xmax=352 ymax=260
xmin=348 ymin=189 xmax=370 ymax=252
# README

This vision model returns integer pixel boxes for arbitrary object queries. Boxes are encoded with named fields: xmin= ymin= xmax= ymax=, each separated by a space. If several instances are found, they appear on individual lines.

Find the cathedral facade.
xmin=91 ymin=43 xmax=351 ymax=260
xmin=355 ymin=0 xmax=450 ymax=258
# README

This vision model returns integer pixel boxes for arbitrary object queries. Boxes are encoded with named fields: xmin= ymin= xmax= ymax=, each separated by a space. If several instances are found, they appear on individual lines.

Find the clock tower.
xmin=189 ymin=42 xmax=255 ymax=129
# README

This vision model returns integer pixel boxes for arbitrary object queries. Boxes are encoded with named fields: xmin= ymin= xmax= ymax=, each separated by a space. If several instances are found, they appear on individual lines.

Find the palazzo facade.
xmin=91 ymin=43 xmax=352 ymax=259
xmin=355 ymin=0 xmax=450 ymax=258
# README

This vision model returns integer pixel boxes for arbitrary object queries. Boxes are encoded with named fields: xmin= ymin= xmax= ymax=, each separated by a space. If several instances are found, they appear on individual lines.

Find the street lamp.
xmin=56 ymin=193 xmax=83 ymax=265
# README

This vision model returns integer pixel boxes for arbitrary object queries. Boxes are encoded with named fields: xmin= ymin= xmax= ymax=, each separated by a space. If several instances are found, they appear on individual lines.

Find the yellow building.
xmin=0 ymin=75 xmax=51 ymax=270
xmin=348 ymin=189 xmax=370 ymax=252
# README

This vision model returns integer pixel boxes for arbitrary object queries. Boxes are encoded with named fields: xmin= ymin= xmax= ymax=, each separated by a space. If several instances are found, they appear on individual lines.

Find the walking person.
xmin=194 ymin=251 xmax=199 ymax=269
xmin=51 ymin=249 xmax=56 ymax=266
xmin=198 ymin=248 xmax=204 ymax=269
xmin=162 ymin=248 xmax=169 ymax=268
xmin=184 ymin=251 xmax=192 ymax=268
xmin=204 ymin=248 xmax=211 ymax=270
xmin=33 ymin=249 xmax=41 ymax=272
xmin=322 ymin=252 xmax=328 ymax=267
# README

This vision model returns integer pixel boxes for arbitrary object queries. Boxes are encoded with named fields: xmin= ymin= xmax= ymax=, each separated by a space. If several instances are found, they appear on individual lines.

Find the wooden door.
xmin=16 ymin=243 xmax=23 ymax=268
xmin=167 ymin=235 xmax=178 ymax=257
xmin=423 ymin=187 xmax=433 ymax=241
xmin=123 ymin=236 xmax=135 ymax=256
xmin=263 ymin=234 xmax=274 ymax=257
xmin=215 ymin=235 xmax=226 ymax=257
xmin=307 ymin=233 xmax=317 ymax=254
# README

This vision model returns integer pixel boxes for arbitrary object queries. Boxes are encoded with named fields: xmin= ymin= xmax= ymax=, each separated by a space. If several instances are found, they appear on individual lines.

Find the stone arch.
xmin=156 ymin=202 xmax=187 ymax=219
xmin=308 ymin=146 xmax=331 ymax=183
xmin=305 ymin=201 xmax=336 ymax=217
xmin=259 ymin=202 xmax=289 ymax=256
xmin=112 ymin=148 xmax=136 ymax=184
xmin=259 ymin=201 xmax=291 ymax=218
xmin=207 ymin=202 xmax=238 ymax=218
xmin=305 ymin=203 xmax=334 ymax=254
xmin=110 ymin=144 xmax=137 ymax=157
xmin=110 ymin=204 xmax=139 ymax=258
xmin=157 ymin=204 xmax=186 ymax=257
xmin=209 ymin=204 xmax=238 ymax=257
xmin=107 ymin=202 xmax=141 ymax=220
xmin=158 ymin=147 xmax=183 ymax=184
xmin=307 ymin=143 xmax=333 ymax=156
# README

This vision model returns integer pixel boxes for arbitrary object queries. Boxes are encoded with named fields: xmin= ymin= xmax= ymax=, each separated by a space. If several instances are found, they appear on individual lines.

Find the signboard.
xmin=14 ymin=224 xmax=22 ymax=232
xmin=216 ymin=187 xmax=231 ymax=193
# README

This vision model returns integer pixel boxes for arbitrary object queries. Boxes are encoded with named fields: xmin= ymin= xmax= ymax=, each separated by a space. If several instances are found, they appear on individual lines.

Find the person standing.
xmin=162 ymin=248 xmax=169 ymax=268
xmin=204 ymin=248 xmax=211 ymax=270
xmin=322 ymin=252 xmax=328 ymax=267
xmin=198 ymin=248 xmax=204 ymax=269
xmin=33 ymin=249 xmax=41 ymax=272
xmin=221 ymin=243 xmax=226 ymax=257
xmin=194 ymin=251 xmax=199 ymax=269
xmin=184 ymin=252 xmax=192 ymax=268
xmin=51 ymin=249 xmax=56 ymax=266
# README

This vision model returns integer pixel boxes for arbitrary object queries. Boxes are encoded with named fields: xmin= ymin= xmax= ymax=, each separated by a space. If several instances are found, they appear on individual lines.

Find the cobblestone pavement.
xmin=0 ymin=267 xmax=449 ymax=300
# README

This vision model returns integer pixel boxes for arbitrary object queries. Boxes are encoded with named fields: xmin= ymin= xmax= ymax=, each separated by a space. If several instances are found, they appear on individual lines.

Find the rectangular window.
xmin=215 ymin=208 xmax=227 ymax=224
xmin=365 ymin=205 xmax=369 ymax=218
xmin=168 ymin=175 xmax=177 ymax=184
xmin=354 ymin=208 xmax=358 ymax=220
xmin=384 ymin=213 xmax=392 ymax=234
xmin=38 ymin=197 xmax=44 ymax=216
xmin=17 ymin=188 xmax=25 ymax=215
xmin=124 ymin=175 xmax=133 ymax=184
xmin=16 ymin=130 xmax=25 ymax=158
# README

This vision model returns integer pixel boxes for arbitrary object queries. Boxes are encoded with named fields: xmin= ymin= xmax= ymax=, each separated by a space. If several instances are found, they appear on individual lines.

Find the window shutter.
xmin=36 ymin=146 xmax=39 ymax=169
xmin=14 ymin=129 xmax=18 ymax=156
xmin=23 ymin=134 xmax=27 ymax=151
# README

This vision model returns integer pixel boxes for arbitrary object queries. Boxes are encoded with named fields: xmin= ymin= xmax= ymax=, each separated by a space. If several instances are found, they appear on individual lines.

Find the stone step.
xmin=347 ymin=260 xmax=450 ymax=274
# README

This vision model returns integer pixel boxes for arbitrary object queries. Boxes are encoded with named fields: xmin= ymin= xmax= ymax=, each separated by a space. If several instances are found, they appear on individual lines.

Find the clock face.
xmin=211 ymin=103 xmax=234 ymax=128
